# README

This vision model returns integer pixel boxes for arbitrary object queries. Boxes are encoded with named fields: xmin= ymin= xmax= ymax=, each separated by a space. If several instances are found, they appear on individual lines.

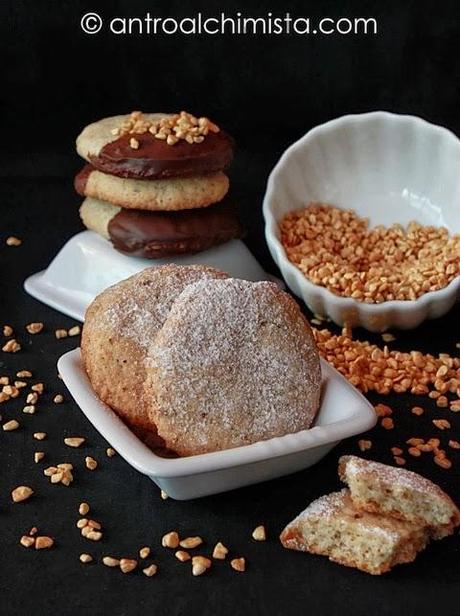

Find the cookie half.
xmin=145 ymin=278 xmax=322 ymax=456
xmin=76 ymin=113 xmax=234 ymax=180
xmin=81 ymin=264 xmax=228 ymax=449
xmin=75 ymin=165 xmax=229 ymax=211
xmin=79 ymin=197 xmax=243 ymax=259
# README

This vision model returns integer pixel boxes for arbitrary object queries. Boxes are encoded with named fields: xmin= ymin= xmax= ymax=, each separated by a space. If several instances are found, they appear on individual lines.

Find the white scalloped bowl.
xmin=263 ymin=112 xmax=460 ymax=332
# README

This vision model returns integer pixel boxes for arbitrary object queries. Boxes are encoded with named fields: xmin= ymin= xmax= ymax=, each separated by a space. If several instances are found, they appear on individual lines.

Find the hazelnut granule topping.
xmin=3 ymin=325 xmax=13 ymax=336
xmin=35 ymin=536 xmax=54 ymax=550
xmin=230 ymin=557 xmax=246 ymax=572
xmin=312 ymin=326 xmax=460 ymax=398
xmin=394 ymin=456 xmax=406 ymax=466
xmin=449 ymin=439 xmax=460 ymax=449
xmin=408 ymin=447 xmax=421 ymax=457
xmin=0 ymin=376 xmax=9 ymax=385
xmin=139 ymin=546 xmax=150 ymax=559
xmin=162 ymin=531 xmax=180 ymax=549
xmin=68 ymin=326 xmax=81 ymax=337
xmin=44 ymin=464 xmax=73 ymax=486
xmin=381 ymin=417 xmax=394 ymax=430
xmin=3 ymin=419 xmax=19 ymax=431
xmin=3 ymin=384 xmax=19 ymax=397
xmin=31 ymin=383 xmax=44 ymax=394
xmin=55 ymin=329 xmax=68 ymax=339
xmin=143 ymin=564 xmax=158 ymax=577
xmin=411 ymin=406 xmax=424 ymax=416
xmin=6 ymin=236 xmax=22 ymax=246
xmin=79 ymin=553 xmax=93 ymax=564
xmin=15 ymin=381 xmax=27 ymax=389
xmin=27 ymin=392 xmax=38 ymax=404
xmin=120 ymin=558 xmax=137 ymax=574
xmin=179 ymin=536 xmax=203 ymax=549
xmin=432 ymin=419 xmax=451 ymax=430
xmin=53 ymin=394 xmax=64 ymax=404
xmin=212 ymin=542 xmax=229 ymax=560
xmin=2 ymin=339 xmax=21 ymax=353
xmin=17 ymin=370 xmax=32 ymax=378
xmin=20 ymin=535 xmax=35 ymax=548
xmin=26 ymin=322 xmax=43 ymax=334
xmin=252 ymin=525 xmax=267 ymax=541
xmin=391 ymin=447 xmax=403 ymax=456
xmin=281 ymin=204 xmax=460 ymax=303
xmin=106 ymin=447 xmax=116 ymax=458
xmin=11 ymin=485 xmax=34 ymax=503
xmin=117 ymin=110 xmax=219 ymax=148
xmin=175 ymin=550 xmax=191 ymax=562
xmin=22 ymin=405 xmax=35 ymax=414
xmin=103 ymin=556 xmax=120 ymax=567
xmin=85 ymin=456 xmax=98 ymax=470
xmin=64 ymin=437 xmax=85 ymax=448
xmin=33 ymin=432 xmax=47 ymax=440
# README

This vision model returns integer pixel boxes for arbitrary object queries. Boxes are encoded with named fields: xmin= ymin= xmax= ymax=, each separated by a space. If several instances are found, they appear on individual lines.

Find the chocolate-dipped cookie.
xmin=76 ymin=111 xmax=234 ymax=180
xmin=79 ymin=197 xmax=243 ymax=259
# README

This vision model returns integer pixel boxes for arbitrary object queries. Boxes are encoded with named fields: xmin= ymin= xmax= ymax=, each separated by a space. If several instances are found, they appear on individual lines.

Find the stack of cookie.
xmin=75 ymin=111 xmax=243 ymax=259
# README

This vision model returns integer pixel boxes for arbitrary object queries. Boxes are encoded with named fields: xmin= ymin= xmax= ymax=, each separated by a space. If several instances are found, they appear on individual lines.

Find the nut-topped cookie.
xmin=76 ymin=111 xmax=234 ymax=180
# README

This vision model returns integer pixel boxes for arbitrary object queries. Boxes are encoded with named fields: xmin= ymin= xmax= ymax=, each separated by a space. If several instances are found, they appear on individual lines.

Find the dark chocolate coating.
xmin=74 ymin=164 xmax=92 ymax=195
xmin=90 ymin=131 xmax=234 ymax=180
xmin=107 ymin=198 xmax=243 ymax=259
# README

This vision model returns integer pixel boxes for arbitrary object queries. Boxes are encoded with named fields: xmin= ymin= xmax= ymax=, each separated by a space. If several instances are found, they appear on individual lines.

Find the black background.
xmin=1 ymin=1 xmax=460 ymax=615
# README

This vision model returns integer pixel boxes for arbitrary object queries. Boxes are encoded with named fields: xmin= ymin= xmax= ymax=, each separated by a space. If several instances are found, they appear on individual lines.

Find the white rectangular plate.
xmin=58 ymin=349 xmax=377 ymax=500
xmin=25 ymin=231 xmax=282 ymax=321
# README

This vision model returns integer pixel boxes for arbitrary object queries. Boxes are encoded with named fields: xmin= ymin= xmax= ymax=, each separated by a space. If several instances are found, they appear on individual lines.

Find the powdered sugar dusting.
xmin=146 ymin=277 xmax=321 ymax=455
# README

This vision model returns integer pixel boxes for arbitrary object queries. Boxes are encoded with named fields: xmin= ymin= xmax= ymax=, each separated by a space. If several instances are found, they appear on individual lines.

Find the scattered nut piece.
xmin=139 ymin=546 xmax=151 ymax=559
xmin=129 ymin=137 xmax=139 ymax=150
xmin=64 ymin=437 xmax=85 ymax=448
xmin=6 ymin=236 xmax=22 ymax=246
xmin=448 ymin=439 xmax=460 ymax=449
xmin=175 ymin=550 xmax=191 ymax=562
xmin=53 ymin=394 xmax=64 ymax=404
xmin=22 ymin=405 xmax=35 ymax=414
xmin=191 ymin=556 xmax=211 ymax=576
xmin=35 ymin=536 xmax=54 ymax=550
xmin=3 ymin=419 xmax=19 ymax=431
xmin=106 ymin=447 xmax=116 ymax=458
xmin=2 ymin=339 xmax=21 ymax=353
xmin=15 ymin=381 xmax=27 ymax=388
xmin=55 ymin=329 xmax=68 ymax=339
xmin=450 ymin=400 xmax=460 ymax=412
xmin=34 ymin=451 xmax=45 ymax=463
xmin=160 ymin=489 xmax=168 ymax=500
xmin=3 ymin=385 xmax=19 ymax=397
xmin=408 ymin=447 xmax=421 ymax=457
xmin=80 ymin=553 xmax=93 ymax=563
xmin=143 ymin=564 xmax=158 ymax=577
xmin=26 ymin=322 xmax=44 ymax=334
xmin=0 ymin=376 xmax=9 ymax=385
xmin=12 ymin=485 xmax=34 ymax=503
xmin=391 ymin=447 xmax=403 ymax=456
xmin=17 ymin=370 xmax=32 ymax=378
xmin=27 ymin=392 xmax=38 ymax=404
xmin=434 ymin=456 xmax=452 ymax=469
xmin=31 ymin=383 xmax=44 ymax=394
xmin=433 ymin=419 xmax=451 ymax=430
xmin=358 ymin=439 xmax=372 ymax=452
xmin=436 ymin=396 xmax=448 ymax=408
xmin=252 ymin=525 xmax=266 ymax=541
xmin=179 ymin=536 xmax=203 ymax=549
xmin=33 ymin=432 xmax=47 ymax=440
xmin=162 ymin=531 xmax=180 ymax=549
xmin=79 ymin=502 xmax=90 ymax=516
xmin=120 ymin=558 xmax=137 ymax=573
xmin=29 ymin=526 xmax=38 ymax=536
xmin=20 ymin=535 xmax=35 ymax=548
xmin=85 ymin=456 xmax=98 ymax=470
xmin=86 ymin=530 xmax=102 ymax=541
xmin=3 ymin=325 xmax=13 ymax=336
xmin=230 ymin=557 xmax=246 ymax=572
xmin=381 ymin=333 xmax=396 ymax=342
xmin=411 ymin=406 xmax=424 ymax=416
xmin=68 ymin=326 xmax=81 ymax=337
xmin=394 ymin=456 xmax=406 ymax=466
xmin=103 ymin=556 xmax=120 ymax=567
xmin=374 ymin=404 xmax=392 ymax=417
xmin=381 ymin=417 xmax=394 ymax=430
xmin=212 ymin=542 xmax=229 ymax=560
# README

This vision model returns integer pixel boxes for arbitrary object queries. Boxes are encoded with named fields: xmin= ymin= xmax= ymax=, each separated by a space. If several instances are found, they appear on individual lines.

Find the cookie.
xmin=338 ymin=455 xmax=460 ymax=538
xmin=81 ymin=265 xmax=228 ymax=446
xmin=145 ymin=278 xmax=321 ymax=456
xmin=75 ymin=165 xmax=230 ymax=211
xmin=76 ymin=112 xmax=234 ymax=180
xmin=79 ymin=197 xmax=244 ymax=259
xmin=280 ymin=489 xmax=429 ymax=575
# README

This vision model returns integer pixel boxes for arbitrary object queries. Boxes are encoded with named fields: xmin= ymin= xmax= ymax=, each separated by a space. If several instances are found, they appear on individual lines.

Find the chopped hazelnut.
xmin=11 ymin=486 xmax=33 ymax=503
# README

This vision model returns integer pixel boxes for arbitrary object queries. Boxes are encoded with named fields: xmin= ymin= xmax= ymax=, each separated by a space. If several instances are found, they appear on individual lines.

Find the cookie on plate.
xmin=76 ymin=111 xmax=234 ymax=180
xmin=75 ymin=165 xmax=229 ymax=211
xmin=81 ymin=264 xmax=228 ymax=447
xmin=280 ymin=489 xmax=429 ymax=575
xmin=145 ymin=277 xmax=322 ymax=456
xmin=79 ymin=196 xmax=243 ymax=259
xmin=338 ymin=455 xmax=460 ymax=538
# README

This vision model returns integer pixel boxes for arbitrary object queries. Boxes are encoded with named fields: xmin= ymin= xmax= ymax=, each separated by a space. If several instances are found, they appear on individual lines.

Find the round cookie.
xmin=75 ymin=165 xmax=230 ymax=211
xmin=79 ymin=197 xmax=243 ymax=259
xmin=145 ymin=278 xmax=322 ymax=456
xmin=81 ymin=265 xmax=228 ymax=448
xmin=76 ymin=113 xmax=234 ymax=180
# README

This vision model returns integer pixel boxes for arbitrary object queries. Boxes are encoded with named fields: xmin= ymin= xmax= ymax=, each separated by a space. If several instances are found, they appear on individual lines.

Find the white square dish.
xmin=25 ymin=231 xmax=282 ymax=321
xmin=57 ymin=349 xmax=377 ymax=500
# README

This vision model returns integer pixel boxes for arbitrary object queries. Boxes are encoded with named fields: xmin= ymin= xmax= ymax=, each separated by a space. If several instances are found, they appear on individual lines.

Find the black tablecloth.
xmin=1 ymin=1 xmax=459 ymax=614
